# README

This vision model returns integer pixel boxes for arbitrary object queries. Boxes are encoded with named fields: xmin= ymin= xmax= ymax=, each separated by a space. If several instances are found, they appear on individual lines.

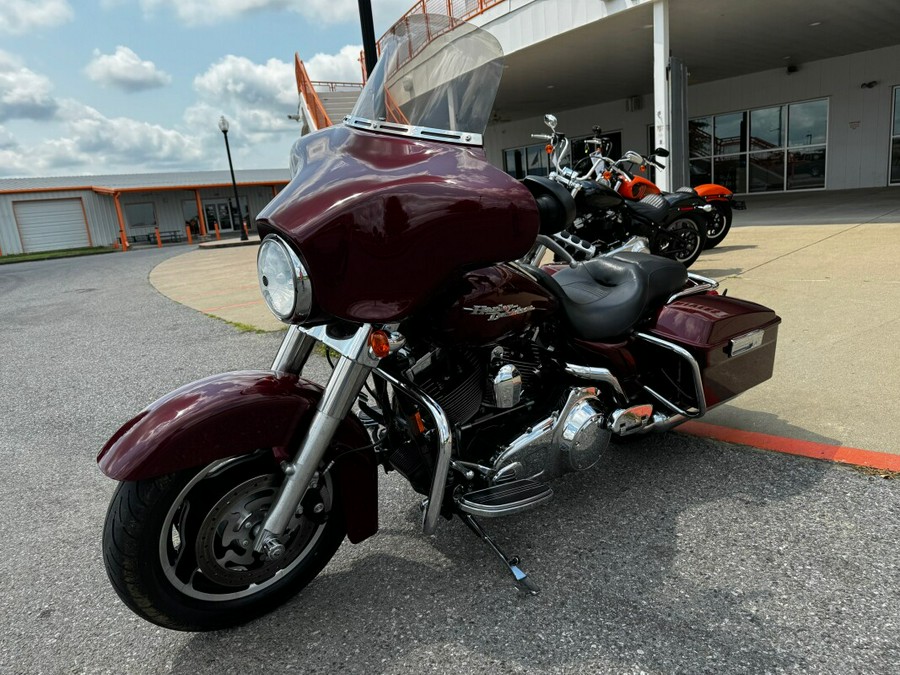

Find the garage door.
xmin=14 ymin=199 xmax=91 ymax=253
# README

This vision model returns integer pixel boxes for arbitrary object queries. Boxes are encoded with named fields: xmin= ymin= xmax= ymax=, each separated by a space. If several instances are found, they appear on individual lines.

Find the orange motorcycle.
xmin=578 ymin=133 xmax=745 ymax=249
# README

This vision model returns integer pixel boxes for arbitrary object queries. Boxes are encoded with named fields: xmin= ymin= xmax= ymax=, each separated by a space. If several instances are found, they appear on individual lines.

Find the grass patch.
xmin=852 ymin=465 xmax=900 ymax=480
xmin=0 ymin=246 xmax=117 ymax=265
xmin=204 ymin=314 xmax=284 ymax=334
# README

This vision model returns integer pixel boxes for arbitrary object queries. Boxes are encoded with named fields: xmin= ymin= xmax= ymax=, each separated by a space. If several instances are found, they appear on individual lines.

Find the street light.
xmin=218 ymin=115 xmax=248 ymax=241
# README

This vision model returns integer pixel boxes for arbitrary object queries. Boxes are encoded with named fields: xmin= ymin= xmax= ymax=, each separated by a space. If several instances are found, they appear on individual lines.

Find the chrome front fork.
xmin=255 ymin=324 xmax=380 ymax=558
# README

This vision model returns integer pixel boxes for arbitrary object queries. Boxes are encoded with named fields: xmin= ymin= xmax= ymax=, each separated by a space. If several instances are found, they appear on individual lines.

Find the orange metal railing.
xmin=301 ymin=1 xmax=507 ymax=129
xmin=295 ymin=54 xmax=333 ymax=129
xmin=374 ymin=0 xmax=507 ymax=59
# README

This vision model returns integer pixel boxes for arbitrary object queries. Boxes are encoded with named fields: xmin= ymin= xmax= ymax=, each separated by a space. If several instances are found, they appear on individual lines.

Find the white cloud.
xmin=194 ymin=55 xmax=295 ymax=108
xmin=191 ymin=55 xmax=298 ymax=143
xmin=85 ymin=46 xmax=172 ymax=92
xmin=0 ymin=50 xmax=58 ymax=121
xmin=0 ymin=99 xmax=207 ymax=177
xmin=0 ymin=125 xmax=17 ymax=150
xmin=138 ymin=0 xmax=409 ymax=28
xmin=0 ymin=0 xmax=73 ymax=34
xmin=59 ymin=100 xmax=204 ymax=166
xmin=305 ymin=45 xmax=364 ymax=84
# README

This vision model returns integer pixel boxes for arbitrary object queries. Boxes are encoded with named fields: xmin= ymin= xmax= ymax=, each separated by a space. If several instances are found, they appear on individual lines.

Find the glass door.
xmin=203 ymin=199 xmax=235 ymax=232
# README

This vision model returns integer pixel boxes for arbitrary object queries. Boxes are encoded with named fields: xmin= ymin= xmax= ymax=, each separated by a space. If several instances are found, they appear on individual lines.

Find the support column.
xmin=195 ymin=190 xmax=207 ymax=236
xmin=653 ymin=0 xmax=671 ymax=191
xmin=113 ymin=192 xmax=128 ymax=252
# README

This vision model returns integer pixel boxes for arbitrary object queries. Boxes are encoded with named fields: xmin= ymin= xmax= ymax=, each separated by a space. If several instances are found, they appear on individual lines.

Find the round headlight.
xmin=257 ymin=235 xmax=312 ymax=322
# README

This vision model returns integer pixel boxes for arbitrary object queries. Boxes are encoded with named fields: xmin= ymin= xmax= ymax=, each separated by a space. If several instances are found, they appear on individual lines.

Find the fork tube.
xmin=272 ymin=325 xmax=316 ymax=374
xmin=257 ymin=326 xmax=378 ymax=547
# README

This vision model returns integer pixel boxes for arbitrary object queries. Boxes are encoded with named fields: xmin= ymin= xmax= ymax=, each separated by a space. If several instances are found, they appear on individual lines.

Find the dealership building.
xmin=0 ymin=170 xmax=288 ymax=256
xmin=468 ymin=0 xmax=900 ymax=194
xmin=3 ymin=0 xmax=899 ymax=255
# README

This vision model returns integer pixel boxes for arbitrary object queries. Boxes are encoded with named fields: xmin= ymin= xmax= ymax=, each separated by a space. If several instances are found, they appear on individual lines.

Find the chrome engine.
xmin=491 ymin=387 xmax=610 ymax=484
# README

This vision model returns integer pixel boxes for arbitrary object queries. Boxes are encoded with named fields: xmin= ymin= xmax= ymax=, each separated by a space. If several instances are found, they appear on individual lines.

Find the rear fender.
xmin=97 ymin=370 xmax=378 ymax=543
xmin=692 ymin=183 xmax=733 ymax=200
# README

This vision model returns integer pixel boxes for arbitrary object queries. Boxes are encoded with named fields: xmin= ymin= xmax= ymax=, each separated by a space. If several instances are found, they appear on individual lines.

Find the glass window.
xmin=787 ymin=146 xmax=826 ymax=190
xmin=893 ymin=87 xmax=900 ymax=135
xmin=891 ymin=88 xmax=900 ymax=185
xmin=503 ymin=148 xmax=524 ymax=179
xmin=714 ymin=112 xmax=746 ymax=155
xmin=891 ymin=139 xmax=900 ymax=184
xmin=750 ymin=107 xmax=782 ymax=151
xmin=788 ymin=100 xmax=828 ymax=147
xmin=525 ymin=143 xmax=549 ymax=176
xmin=689 ymin=158 xmax=712 ymax=186
xmin=690 ymin=98 xmax=827 ymax=192
xmin=124 ymin=202 xmax=156 ymax=229
xmin=749 ymin=151 xmax=785 ymax=192
xmin=689 ymin=117 xmax=712 ymax=158
xmin=713 ymin=154 xmax=746 ymax=193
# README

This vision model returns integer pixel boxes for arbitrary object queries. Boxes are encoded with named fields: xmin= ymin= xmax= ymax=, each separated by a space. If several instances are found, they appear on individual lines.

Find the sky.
xmin=0 ymin=0 xmax=412 ymax=178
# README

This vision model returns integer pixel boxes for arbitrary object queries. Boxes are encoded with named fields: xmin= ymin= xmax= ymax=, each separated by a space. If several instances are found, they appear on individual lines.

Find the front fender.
xmin=97 ymin=370 xmax=378 ymax=543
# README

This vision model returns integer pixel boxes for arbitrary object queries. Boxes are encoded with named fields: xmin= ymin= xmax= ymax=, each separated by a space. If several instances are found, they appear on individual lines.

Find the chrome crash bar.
xmin=372 ymin=368 xmax=453 ymax=536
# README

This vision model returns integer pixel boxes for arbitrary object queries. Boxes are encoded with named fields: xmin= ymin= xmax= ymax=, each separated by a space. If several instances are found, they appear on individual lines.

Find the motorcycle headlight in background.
xmin=257 ymin=235 xmax=312 ymax=322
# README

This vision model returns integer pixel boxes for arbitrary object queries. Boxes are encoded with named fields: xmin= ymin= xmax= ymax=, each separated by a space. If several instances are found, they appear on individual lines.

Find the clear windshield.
xmin=349 ymin=14 xmax=504 ymax=139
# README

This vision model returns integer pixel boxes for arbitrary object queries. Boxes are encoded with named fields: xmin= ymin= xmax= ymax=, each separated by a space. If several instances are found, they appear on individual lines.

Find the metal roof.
xmin=0 ymin=169 xmax=290 ymax=194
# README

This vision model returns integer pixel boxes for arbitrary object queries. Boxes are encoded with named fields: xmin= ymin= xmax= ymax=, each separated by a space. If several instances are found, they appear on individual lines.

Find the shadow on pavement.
xmin=167 ymin=436 xmax=835 ymax=673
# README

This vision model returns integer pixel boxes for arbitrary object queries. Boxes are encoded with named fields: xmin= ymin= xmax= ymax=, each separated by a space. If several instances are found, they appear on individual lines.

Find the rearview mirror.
xmin=653 ymin=147 xmax=669 ymax=157
xmin=623 ymin=151 xmax=644 ymax=164
xmin=544 ymin=114 xmax=558 ymax=131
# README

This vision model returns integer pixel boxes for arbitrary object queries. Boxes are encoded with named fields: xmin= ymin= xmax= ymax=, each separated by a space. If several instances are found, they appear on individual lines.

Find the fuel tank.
xmin=574 ymin=178 xmax=623 ymax=215
xmin=256 ymin=126 xmax=541 ymax=324
xmin=423 ymin=264 xmax=558 ymax=345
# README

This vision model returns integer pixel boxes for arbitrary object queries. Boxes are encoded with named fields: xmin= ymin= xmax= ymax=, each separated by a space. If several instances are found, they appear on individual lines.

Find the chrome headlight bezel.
xmin=257 ymin=234 xmax=312 ymax=323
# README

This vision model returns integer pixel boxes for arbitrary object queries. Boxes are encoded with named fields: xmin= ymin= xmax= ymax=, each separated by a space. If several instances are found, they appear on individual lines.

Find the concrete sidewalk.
xmin=149 ymin=209 xmax=900 ymax=459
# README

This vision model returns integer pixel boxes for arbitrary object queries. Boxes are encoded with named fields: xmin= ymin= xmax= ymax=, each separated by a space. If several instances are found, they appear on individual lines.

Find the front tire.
xmin=704 ymin=201 xmax=733 ymax=249
xmin=652 ymin=214 xmax=707 ymax=268
xmin=102 ymin=453 xmax=345 ymax=631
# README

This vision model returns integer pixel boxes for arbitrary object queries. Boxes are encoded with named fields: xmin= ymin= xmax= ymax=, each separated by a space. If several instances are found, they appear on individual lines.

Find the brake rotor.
xmin=195 ymin=474 xmax=318 ymax=587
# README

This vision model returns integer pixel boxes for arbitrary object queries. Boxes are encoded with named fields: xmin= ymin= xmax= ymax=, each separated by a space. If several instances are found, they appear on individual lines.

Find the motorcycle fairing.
xmin=256 ymin=126 xmax=541 ymax=324
xmin=97 ymin=370 xmax=378 ymax=544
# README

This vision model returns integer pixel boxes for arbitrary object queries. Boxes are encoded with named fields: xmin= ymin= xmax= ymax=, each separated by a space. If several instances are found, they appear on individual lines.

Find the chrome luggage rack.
xmin=667 ymin=272 xmax=719 ymax=304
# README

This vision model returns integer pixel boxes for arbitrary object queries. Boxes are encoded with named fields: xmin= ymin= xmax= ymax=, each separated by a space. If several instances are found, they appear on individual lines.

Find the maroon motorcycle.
xmin=98 ymin=14 xmax=780 ymax=632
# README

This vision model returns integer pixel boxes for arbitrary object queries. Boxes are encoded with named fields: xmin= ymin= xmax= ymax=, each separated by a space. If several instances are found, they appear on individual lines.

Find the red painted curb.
xmin=677 ymin=420 xmax=900 ymax=472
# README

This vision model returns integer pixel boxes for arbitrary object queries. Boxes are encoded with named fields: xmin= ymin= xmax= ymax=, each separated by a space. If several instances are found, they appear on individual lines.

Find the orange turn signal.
xmin=369 ymin=330 xmax=391 ymax=358
xmin=545 ymin=144 xmax=553 ymax=154
xmin=413 ymin=411 xmax=426 ymax=433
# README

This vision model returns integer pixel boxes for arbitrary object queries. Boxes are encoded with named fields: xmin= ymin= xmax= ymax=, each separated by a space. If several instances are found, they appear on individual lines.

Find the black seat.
xmin=625 ymin=194 xmax=669 ymax=223
xmin=661 ymin=191 xmax=697 ymax=205
xmin=529 ymin=253 xmax=687 ymax=340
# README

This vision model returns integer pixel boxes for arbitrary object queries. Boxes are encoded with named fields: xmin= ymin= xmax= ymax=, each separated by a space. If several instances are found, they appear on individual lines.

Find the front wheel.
xmin=102 ymin=453 xmax=345 ymax=631
xmin=652 ymin=214 xmax=707 ymax=268
xmin=704 ymin=201 xmax=733 ymax=249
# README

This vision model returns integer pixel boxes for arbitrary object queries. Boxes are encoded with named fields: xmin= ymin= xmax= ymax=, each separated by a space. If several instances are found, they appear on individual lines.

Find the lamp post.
xmin=218 ymin=115 xmax=248 ymax=241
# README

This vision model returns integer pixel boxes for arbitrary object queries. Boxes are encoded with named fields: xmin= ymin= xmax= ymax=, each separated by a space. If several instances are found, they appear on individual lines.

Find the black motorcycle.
xmin=530 ymin=115 xmax=711 ymax=268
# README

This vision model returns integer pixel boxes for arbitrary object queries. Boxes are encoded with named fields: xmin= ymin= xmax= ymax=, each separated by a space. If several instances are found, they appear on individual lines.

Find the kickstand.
xmin=460 ymin=513 xmax=539 ymax=594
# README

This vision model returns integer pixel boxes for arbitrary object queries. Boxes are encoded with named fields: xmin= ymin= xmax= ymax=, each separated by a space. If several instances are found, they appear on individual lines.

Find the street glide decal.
xmin=463 ymin=304 xmax=535 ymax=321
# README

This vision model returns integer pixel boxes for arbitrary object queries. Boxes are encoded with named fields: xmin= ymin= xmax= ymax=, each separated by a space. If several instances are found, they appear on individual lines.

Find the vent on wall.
xmin=626 ymin=96 xmax=643 ymax=112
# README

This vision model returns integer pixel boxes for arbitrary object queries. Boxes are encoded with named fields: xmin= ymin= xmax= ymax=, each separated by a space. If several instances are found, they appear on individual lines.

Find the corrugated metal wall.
xmin=0 ymin=185 xmax=281 ymax=255
xmin=0 ymin=190 xmax=118 ymax=256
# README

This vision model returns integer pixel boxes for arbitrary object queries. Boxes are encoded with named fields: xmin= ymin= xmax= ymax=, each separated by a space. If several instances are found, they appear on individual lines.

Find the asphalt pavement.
xmin=1 ymin=214 xmax=899 ymax=673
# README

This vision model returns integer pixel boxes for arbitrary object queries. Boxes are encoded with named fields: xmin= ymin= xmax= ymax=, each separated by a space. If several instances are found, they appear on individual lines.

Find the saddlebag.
xmin=647 ymin=293 xmax=780 ymax=408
